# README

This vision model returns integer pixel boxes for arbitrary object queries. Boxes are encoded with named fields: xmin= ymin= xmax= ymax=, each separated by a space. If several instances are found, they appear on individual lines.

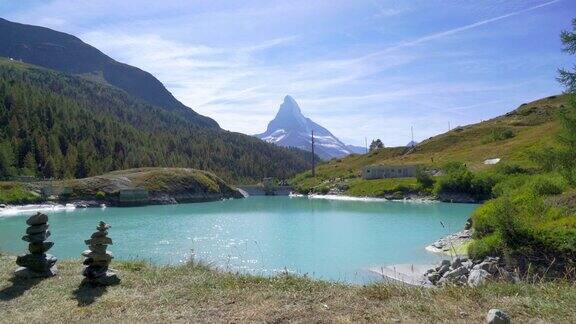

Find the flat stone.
xmin=26 ymin=223 xmax=49 ymax=235
xmin=83 ymin=257 xmax=110 ymax=267
xmin=90 ymin=270 xmax=120 ymax=286
xmin=81 ymin=250 xmax=113 ymax=262
xmin=26 ymin=213 xmax=48 ymax=226
xmin=83 ymin=265 xmax=109 ymax=279
xmin=89 ymin=244 xmax=108 ymax=254
xmin=22 ymin=231 xmax=51 ymax=243
xmin=16 ymin=254 xmax=57 ymax=272
xmin=91 ymin=231 xmax=108 ymax=238
xmin=85 ymin=236 xmax=112 ymax=245
xmin=14 ymin=265 xmax=58 ymax=278
xmin=29 ymin=242 xmax=54 ymax=254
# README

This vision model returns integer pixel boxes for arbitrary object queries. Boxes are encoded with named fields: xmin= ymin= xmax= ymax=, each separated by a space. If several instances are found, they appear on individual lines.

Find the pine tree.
xmin=0 ymin=141 xmax=16 ymax=179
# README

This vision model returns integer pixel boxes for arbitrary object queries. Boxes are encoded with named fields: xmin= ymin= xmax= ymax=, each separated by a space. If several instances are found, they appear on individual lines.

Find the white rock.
xmin=468 ymin=269 xmax=491 ymax=287
xmin=486 ymin=309 xmax=510 ymax=324
xmin=443 ymin=266 xmax=469 ymax=279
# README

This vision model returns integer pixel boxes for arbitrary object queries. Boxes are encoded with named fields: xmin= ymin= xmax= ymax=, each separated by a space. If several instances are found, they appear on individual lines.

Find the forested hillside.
xmin=0 ymin=58 xmax=313 ymax=183
xmin=0 ymin=18 xmax=217 ymax=128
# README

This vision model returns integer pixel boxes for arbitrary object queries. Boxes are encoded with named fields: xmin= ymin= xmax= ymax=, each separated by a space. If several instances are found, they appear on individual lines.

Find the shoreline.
xmin=291 ymin=191 xmax=482 ymax=204
xmin=296 ymin=193 xmax=439 ymax=204
xmin=0 ymin=203 xmax=80 ymax=217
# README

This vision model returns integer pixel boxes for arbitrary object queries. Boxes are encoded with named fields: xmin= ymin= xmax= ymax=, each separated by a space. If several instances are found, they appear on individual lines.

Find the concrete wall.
xmin=236 ymin=185 xmax=293 ymax=196
xmin=362 ymin=165 xmax=418 ymax=180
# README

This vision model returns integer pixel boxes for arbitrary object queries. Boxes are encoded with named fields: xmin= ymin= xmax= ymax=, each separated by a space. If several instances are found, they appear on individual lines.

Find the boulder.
xmin=438 ymin=264 xmax=450 ymax=276
xmin=462 ymin=260 xmax=474 ymax=269
xmin=452 ymin=258 xmax=464 ymax=269
xmin=427 ymin=272 xmax=441 ymax=283
xmin=468 ymin=269 xmax=491 ymax=287
xmin=473 ymin=261 xmax=498 ymax=274
xmin=443 ymin=266 xmax=469 ymax=279
xmin=486 ymin=309 xmax=510 ymax=324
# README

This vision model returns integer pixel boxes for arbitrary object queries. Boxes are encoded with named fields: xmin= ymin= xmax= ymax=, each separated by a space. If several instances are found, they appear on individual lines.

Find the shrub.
xmin=434 ymin=163 xmax=499 ymax=201
xmin=316 ymin=186 xmax=330 ymax=195
xmin=415 ymin=167 xmax=434 ymax=189
xmin=526 ymin=175 xmax=567 ymax=196
xmin=495 ymin=163 xmax=527 ymax=175
xmin=0 ymin=183 xmax=41 ymax=204
xmin=95 ymin=191 xmax=106 ymax=200
xmin=468 ymin=232 xmax=503 ymax=260
xmin=482 ymin=128 xmax=515 ymax=144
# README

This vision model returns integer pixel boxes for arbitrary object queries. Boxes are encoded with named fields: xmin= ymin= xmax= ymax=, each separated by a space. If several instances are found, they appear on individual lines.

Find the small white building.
xmin=362 ymin=164 xmax=418 ymax=180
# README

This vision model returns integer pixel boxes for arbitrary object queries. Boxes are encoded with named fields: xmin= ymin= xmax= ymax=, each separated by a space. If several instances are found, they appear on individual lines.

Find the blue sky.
xmin=2 ymin=0 xmax=575 ymax=146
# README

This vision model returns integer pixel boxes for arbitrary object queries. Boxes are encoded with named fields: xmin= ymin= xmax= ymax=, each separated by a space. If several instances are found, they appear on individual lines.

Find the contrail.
xmin=363 ymin=0 xmax=562 ymax=59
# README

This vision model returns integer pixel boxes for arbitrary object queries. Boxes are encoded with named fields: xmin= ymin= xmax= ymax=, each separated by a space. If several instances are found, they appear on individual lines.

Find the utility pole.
xmin=448 ymin=122 xmax=451 ymax=131
xmin=365 ymin=137 xmax=368 ymax=154
xmin=311 ymin=130 xmax=316 ymax=177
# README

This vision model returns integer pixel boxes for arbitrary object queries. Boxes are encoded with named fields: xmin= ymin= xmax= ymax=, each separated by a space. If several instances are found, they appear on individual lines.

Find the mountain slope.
xmin=0 ymin=18 xmax=217 ymax=128
xmin=0 ymin=58 xmax=313 ymax=183
xmin=256 ymin=96 xmax=364 ymax=160
xmin=291 ymin=94 xmax=568 ymax=192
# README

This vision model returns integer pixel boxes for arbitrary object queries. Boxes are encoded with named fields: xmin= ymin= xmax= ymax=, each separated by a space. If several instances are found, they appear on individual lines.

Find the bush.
xmin=316 ymin=186 xmax=330 ymax=195
xmin=482 ymin=128 xmax=515 ymax=144
xmin=527 ymin=175 xmax=567 ymax=196
xmin=415 ymin=167 xmax=434 ymax=189
xmin=95 ymin=191 xmax=106 ymax=200
xmin=470 ymin=171 xmax=575 ymax=272
xmin=434 ymin=162 xmax=500 ymax=201
xmin=468 ymin=232 xmax=503 ymax=260
xmin=0 ymin=183 xmax=41 ymax=204
xmin=495 ymin=163 xmax=527 ymax=175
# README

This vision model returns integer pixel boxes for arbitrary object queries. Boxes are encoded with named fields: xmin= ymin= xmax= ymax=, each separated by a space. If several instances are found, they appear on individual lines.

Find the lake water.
xmin=0 ymin=196 xmax=477 ymax=284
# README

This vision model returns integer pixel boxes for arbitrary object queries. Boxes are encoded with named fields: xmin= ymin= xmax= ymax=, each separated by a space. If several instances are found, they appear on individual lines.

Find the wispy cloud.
xmin=361 ymin=0 xmax=563 ymax=60
xmin=3 ymin=0 xmax=571 ymax=146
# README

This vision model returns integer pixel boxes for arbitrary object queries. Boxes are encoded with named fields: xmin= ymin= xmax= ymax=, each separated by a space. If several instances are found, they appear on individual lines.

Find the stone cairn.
xmin=15 ymin=212 xmax=58 ymax=278
xmin=81 ymin=221 xmax=120 ymax=285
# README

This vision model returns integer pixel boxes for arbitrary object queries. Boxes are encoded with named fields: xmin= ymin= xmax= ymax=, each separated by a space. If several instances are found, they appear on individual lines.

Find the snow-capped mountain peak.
xmin=255 ymin=96 xmax=365 ymax=160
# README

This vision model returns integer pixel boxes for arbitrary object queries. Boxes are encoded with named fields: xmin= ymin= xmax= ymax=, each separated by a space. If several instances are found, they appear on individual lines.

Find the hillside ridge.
xmin=0 ymin=17 xmax=217 ymax=128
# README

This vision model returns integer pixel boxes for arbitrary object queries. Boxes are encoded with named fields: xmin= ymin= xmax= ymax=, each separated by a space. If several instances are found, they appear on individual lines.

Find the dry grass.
xmin=1 ymin=255 xmax=575 ymax=323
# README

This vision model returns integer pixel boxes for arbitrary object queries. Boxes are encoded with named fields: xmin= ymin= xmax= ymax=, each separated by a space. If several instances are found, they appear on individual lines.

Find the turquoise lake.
xmin=0 ymin=196 xmax=477 ymax=284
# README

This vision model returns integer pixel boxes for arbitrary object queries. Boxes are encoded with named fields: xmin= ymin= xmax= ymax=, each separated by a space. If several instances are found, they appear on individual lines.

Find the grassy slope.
xmin=292 ymin=95 xmax=567 ymax=195
xmin=0 ymin=167 xmax=241 ymax=204
xmin=59 ymin=167 xmax=240 ymax=197
xmin=0 ymin=255 xmax=575 ymax=322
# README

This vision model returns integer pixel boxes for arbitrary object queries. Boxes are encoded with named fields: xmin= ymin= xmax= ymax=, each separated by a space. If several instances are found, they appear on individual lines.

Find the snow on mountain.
xmin=255 ymin=95 xmax=364 ymax=160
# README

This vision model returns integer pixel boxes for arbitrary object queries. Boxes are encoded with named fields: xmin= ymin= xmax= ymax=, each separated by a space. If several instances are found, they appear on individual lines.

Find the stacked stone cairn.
xmin=15 ymin=212 xmax=58 ymax=278
xmin=81 ymin=221 xmax=120 ymax=285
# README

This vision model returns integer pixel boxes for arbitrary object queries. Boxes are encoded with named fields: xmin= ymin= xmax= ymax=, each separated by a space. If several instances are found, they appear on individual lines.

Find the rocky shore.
xmin=424 ymin=256 xmax=520 ymax=287
xmin=425 ymin=229 xmax=473 ymax=255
